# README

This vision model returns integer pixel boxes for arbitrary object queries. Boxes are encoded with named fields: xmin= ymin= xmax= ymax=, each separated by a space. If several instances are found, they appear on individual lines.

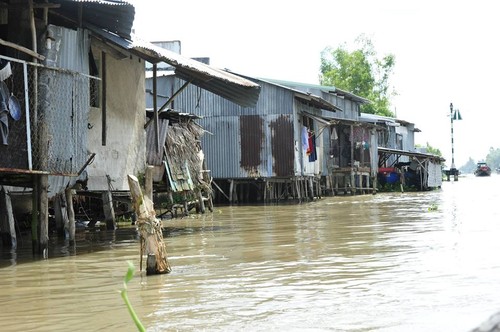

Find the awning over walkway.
xmin=378 ymin=147 xmax=445 ymax=167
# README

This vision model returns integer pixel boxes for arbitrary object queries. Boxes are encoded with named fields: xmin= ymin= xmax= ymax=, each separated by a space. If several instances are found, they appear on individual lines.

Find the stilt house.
xmin=263 ymin=79 xmax=376 ymax=195
xmin=146 ymin=71 xmax=344 ymax=204
xmin=0 ymin=1 xmax=260 ymax=251
xmin=360 ymin=113 xmax=444 ymax=190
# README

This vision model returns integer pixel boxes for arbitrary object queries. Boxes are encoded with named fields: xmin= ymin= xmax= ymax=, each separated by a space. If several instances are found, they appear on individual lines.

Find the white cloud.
xmin=131 ymin=0 xmax=500 ymax=167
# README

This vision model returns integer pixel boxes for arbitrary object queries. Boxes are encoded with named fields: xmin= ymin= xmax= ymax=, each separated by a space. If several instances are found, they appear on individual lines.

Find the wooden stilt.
xmin=229 ymin=179 xmax=234 ymax=204
xmin=350 ymin=172 xmax=356 ymax=195
xmin=145 ymin=165 xmax=154 ymax=202
xmin=263 ymin=180 xmax=267 ymax=202
xmin=303 ymin=179 xmax=308 ymax=200
xmin=39 ymin=174 xmax=49 ymax=258
xmin=53 ymin=193 xmax=69 ymax=237
xmin=128 ymin=174 xmax=171 ymax=275
xmin=198 ymin=189 xmax=206 ymax=214
xmin=308 ymin=178 xmax=314 ymax=200
xmin=183 ymin=192 xmax=188 ymax=216
xmin=366 ymin=174 xmax=371 ymax=194
xmin=102 ymin=190 xmax=116 ymax=230
xmin=31 ymin=177 xmax=38 ymax=255
xmin=65 ymin=189 xmax=75 ymax=243
xmin=295 ymin=179 xmax=301 ymax=202
xmin=298 ymin=179 xmax=303 ymax=201
xmin=0 ymin=187 xmax=17 ymax=249
xmin=233 ymin=181 xmax=238 ymax=203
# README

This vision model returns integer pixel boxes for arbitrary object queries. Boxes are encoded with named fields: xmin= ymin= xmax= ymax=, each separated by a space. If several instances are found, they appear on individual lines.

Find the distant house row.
xmin=0 ymin=1 xmax=443 ymax=252
xmin=145 ymin=47 xmax=444 ymax=205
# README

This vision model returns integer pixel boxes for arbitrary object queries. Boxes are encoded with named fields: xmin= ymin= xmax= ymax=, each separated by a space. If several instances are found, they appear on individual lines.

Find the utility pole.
xmin=449 ymin=102 xmax=462 ymax=181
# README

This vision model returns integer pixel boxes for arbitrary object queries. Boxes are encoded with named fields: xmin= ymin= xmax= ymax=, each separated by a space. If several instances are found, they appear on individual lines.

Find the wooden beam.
xmin=32 ymin=3 xmax=61 ymax=9
xmin=153 ymin=64 xmax=159 ymax=153
xmin=101 ymin=51 xmax=107 ymax=145
xmin=0 ymin=38 xmax=45 ymax=61
xmin=144 ymin=79 xmax=192 ymax=129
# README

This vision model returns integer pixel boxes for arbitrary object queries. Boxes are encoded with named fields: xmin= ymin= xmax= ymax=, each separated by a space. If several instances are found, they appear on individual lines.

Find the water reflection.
xmin=1 ymin=175 xmax=500 ymax=331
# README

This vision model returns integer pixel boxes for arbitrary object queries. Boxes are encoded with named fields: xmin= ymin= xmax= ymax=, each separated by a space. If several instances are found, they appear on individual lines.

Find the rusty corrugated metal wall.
xmin=240 ymin=115 xmax=264 ymax=176
xmin=146 ymin=76 xmax=298 ymax=179
xmin=270 ymin=114 xmax=294 ymax=177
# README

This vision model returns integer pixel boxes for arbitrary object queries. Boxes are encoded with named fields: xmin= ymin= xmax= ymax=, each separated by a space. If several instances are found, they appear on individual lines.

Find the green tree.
xmin=415 ymin=142 xmax=442 ymax=157
xmin=320 ymin=34 xmax=396 ymax=117
xmin=486 ymin=147 xmax=500 ymax=169
xmin=459 ymin=157 xmax=477 ymax=174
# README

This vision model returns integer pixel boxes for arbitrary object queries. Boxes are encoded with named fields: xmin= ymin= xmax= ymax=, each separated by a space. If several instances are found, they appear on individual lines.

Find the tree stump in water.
xmin=127 ymin=174 xmax=171 ymax=275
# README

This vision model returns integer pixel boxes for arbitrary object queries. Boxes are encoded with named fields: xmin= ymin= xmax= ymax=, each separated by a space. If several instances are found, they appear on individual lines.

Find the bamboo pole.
xmin=128 ymin=174 xmax=171 ymax=275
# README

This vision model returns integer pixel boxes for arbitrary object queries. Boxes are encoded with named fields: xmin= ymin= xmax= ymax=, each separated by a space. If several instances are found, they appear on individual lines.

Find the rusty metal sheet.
xmin=270 ymin=115 xmax=294 ymax=177
xmin=239 ymin=115 xmax=264 ymax=175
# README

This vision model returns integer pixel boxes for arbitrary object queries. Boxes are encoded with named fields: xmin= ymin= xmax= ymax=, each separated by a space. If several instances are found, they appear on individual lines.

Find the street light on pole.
xmin=449 ymin=102 xmax=462 ymax=181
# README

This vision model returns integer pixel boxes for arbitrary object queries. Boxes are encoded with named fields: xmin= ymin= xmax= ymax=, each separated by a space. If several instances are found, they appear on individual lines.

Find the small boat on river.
xmin=474 ymin=162 xmax=491 ymax=177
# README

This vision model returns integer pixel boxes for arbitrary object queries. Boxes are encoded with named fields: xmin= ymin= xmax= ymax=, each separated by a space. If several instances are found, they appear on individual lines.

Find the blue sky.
xmin=131 ymin=0 xmax=499 ymax=167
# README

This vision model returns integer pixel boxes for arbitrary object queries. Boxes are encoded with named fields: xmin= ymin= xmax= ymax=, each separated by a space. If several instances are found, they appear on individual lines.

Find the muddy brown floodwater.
xmin=1 ymin=174 xmax=500 ymax=331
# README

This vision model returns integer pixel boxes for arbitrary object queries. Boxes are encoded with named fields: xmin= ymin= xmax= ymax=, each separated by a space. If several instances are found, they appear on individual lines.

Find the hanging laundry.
xmin=307 ymin=130 xmax=313 ymax=155
xmin=302 ymin=126 xmax=309 ymax=152
xmin=332 ymin=127 xmax=338 ymax=140
xmin=308 ymin=133 xmax=317 ymax=162
xmin=0 ymin=63 xmax=11 ymax=145
xmin=0 ymin=59 xmax=11 ymax=81
xmin=0 ymin=109 xmax=8 ymax=145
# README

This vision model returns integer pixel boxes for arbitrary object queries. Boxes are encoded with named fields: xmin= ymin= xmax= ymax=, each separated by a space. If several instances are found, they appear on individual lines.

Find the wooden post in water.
xmin=65 ymin=188 xmax=76 ymax=243
xmin=294 ymin=179 xmax=301 ymax=202
xmin=39 ymin=174 xmax=49 ymax=258
xmin=0 ymin=186 xmax=17 ymax=249
xmin=229 ymin=179 xmax=234 ymax=204
xmin=102 ymin=190 xmax=116 ymax=230
xmin=53 ymin=193 xmax=68 ymax=237
xmin=127 ymin=174 xmax=171 ymax=275
xmin=197 ymin=189 xmax=206 ymax=214
xmin=145 ymin=165 xmax=154 ymax=202
xmin=31 ymin=177 xmax=38 ymax=255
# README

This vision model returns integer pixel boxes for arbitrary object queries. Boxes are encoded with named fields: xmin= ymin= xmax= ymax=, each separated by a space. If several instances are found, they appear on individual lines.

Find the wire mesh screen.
xmin=2 ymin=59 xmax=97 ymax=175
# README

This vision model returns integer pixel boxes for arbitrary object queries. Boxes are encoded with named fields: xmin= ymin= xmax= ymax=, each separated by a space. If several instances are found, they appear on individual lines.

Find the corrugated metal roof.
xmin=261 ymin=78 xmax=371 ymax=104
xmin=88 ymin=27 xmax=261 ymax=107
xmin=242 ymin=76 xmax=339 ymax=112
xmin=52 ymin=0 xmax=135 ymax=39
xmin=360 ymin=113 xmax=399 ymax=127
xmin=378 ymin=147 xmax=445 ymax=162
xmin=294 ymin=93 xmax=342 ymax=112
